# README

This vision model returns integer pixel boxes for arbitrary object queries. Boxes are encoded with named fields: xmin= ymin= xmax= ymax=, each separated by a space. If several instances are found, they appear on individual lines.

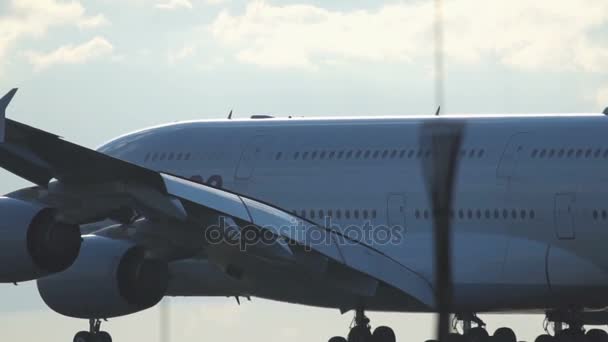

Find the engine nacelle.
xmin=37 ymin=235 xmax=169 ymax=318
xmin=0 ymin=196 xmax=81 ymax=283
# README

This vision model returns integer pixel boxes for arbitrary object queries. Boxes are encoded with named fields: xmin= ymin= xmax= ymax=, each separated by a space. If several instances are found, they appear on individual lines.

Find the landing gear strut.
xmin=73 ymin=319 xmax=112 ymax=342
xmin=327 ymin=307 xmax=396 ymax=342
xmin=446 ymin=313 xmax=516 ymax=342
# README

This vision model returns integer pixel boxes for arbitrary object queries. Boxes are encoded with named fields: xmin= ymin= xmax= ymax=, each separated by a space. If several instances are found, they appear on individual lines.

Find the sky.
xmin=0 ymin=0 xmax=607 ymax=341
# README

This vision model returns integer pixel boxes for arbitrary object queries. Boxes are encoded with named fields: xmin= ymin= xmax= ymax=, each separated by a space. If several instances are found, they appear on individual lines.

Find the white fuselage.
xmin=98 ymin=115 xmax=608 ymax=313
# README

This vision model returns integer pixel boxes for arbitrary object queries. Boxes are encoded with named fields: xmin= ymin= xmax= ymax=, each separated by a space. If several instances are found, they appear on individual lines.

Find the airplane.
xmin=1 ymin=87 xmax=608 ymax=342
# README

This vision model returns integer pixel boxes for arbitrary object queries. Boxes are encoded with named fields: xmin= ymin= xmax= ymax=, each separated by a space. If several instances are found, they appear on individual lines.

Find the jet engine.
xmin=37 ymin=235 xmax=169 ymax=318
xmin=0 ymin=196 xmax=81 ymax=283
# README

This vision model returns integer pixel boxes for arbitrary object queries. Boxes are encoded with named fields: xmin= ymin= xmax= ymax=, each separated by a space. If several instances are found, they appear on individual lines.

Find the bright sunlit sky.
xmin=0 ymin=0 xmax=607 ymax=341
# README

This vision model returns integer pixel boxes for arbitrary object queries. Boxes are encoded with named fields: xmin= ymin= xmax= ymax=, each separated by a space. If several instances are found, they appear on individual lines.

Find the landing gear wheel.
xmin=535 ymin=334 xmax=554 ymax=342
xmin=73 ymin=331 xmax=94 ymax=342
xmin=372 ymin=326 xmax=396 ymax=342
xmin=587 ymin=329 xmax=608 ymax=342
xmin=328 ymin=337 xmax=347 ymax=342
xmin=493 ymin=327 xmax=517 ymax=342
xmin=448 ymin=333 xmax=465 ymax=342
xmin=464 ymin=327 xmax=489 ymax=342
xmin=98 ymin=331 xmax=112 ymax=342
xmin=74 ymin=319 xmax=112 ymax=342
xmin=556 ymin=328 xmax=582 ymax=342
xmin=347 ymin=325 xmax=372 ymax=342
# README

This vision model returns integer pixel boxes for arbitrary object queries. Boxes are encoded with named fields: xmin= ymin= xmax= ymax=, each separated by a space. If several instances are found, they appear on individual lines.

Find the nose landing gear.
xmin=73 ymin=319 xmax=112 ymax=342
xmin=328 ymin=308 xmax=396 ymax=342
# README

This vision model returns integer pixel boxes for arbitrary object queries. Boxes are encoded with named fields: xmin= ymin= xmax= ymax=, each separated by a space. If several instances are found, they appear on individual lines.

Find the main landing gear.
xmin=535 ymin=310 xmax=608 ymax=342
xmin=425 ymin=310 xmax=608 ymax=342
xmin=73 ymin=319 xmax=112 ymax=342
xmin=328 ymin=308 xmax=396 ymax=342
xmin=444 ymin=313 xmax=517 ymax=342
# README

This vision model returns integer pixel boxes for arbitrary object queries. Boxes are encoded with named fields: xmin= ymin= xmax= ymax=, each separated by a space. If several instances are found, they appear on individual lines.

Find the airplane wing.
xmin=0 ymin=89 xmax=435 ymax=309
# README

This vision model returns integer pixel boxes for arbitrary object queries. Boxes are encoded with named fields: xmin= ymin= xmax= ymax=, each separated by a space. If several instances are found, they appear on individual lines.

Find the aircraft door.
xmin=235 ymin=136 xmax=268 ymax=180
xmin=554 ymin=193 xmax=575 ymax=239
xmin=497 ymin=132 xmax=528 ymax=181
xmin=387 ymin=194 xmax=406 ymax=229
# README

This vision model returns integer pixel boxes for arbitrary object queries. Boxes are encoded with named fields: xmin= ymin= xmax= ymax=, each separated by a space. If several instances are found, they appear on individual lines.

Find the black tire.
xmin=465 ymin=327 xmax=490 ymax=342
xmin=98 ymin=331 xmax=112 ymax=342
xmin=348 ymin=325 xmax=372 ymax=342
xmin=493 ymin=327 xmax=517 ymax=342
xmin=587 ymin=330 xmax=608 ymax=342
xmin=448 ymin=333 xmax=465 ymax=342
xmin=372 ymin=326 xmax=396 ymax=342
xmin=534 ymin=334 xmax=554 ymax=342
xmin=556 ymin=329 xmax=582 ymax=342
xmin=73 ymin=331 xmax=93 ymax=342
xmin=329 ymin=337 xmax=348 ymax=342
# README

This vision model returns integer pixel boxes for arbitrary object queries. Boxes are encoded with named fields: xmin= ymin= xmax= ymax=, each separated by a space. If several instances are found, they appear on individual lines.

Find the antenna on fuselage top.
xmin=435 ymin=106 xmax=441 ymax=116
xmin=227 ymin=109 xmax=233 ymax=119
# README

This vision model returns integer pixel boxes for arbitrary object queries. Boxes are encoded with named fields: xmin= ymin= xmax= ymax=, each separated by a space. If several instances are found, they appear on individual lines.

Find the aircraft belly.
xmin=546 ymin=244 xmax=608 ymax=309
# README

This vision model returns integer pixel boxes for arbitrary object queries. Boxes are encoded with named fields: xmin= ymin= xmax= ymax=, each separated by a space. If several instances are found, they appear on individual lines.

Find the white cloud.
xmin=168 ymin=45 xmax=196 ymax=64
xmin=209 ymin=0 xmax=608 ymax=72
xmin=0 ymin=0 xmax=109 ymax=74
xmin=204 ymin=0 xmax=228 ymax=5
xmin=25 ymin=36 xmax=114 ymax=70
xmin=156 ymin=0 xmax=193 ymax=10
xmin=78 ymin=14 xmax=110 ymax=29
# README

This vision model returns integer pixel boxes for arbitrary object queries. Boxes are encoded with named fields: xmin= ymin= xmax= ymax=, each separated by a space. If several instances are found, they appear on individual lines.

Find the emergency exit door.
xmin=387 ymin=194 xmax=406 ymax=229
xmin=235 ymin=136 xmax=268 ymax=180
xmin=554 ymin=193 xmax=575 ymax=239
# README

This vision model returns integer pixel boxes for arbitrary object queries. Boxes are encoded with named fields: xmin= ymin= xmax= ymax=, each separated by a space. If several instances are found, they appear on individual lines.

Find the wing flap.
xmin=161 ymin=173 xmax=435 ymax=308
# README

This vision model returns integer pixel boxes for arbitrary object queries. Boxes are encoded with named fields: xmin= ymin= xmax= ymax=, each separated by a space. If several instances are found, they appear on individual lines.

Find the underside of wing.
xmin=161 ymin=173 xmax=435 ymax=309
